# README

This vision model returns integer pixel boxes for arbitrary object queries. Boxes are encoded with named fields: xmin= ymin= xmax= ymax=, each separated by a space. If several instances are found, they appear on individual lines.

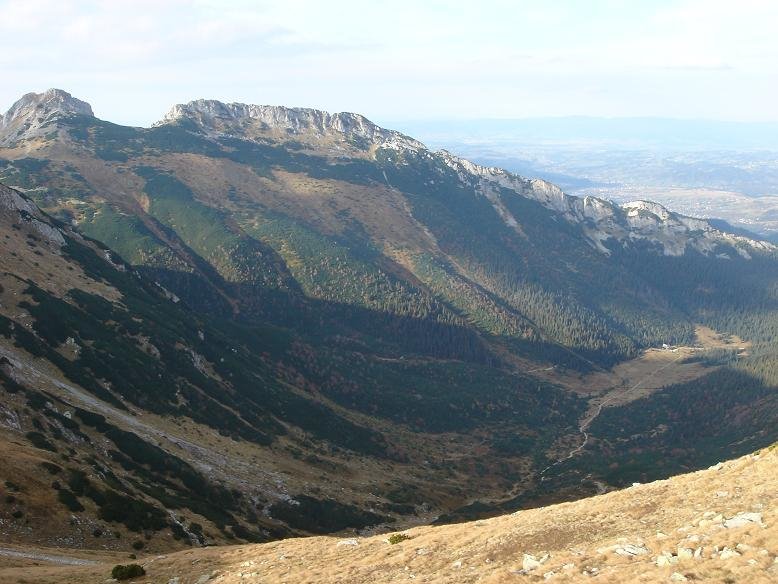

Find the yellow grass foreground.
xmin=1 ymin=446 xmax=776 ymax=583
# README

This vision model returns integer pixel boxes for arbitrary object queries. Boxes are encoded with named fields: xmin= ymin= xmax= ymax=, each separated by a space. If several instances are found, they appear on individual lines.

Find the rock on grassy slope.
xmin=3 ymin=445 xmax=775 ymax=583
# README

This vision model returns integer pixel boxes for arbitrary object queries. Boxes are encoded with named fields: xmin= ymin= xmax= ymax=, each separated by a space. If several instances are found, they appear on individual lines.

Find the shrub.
xmin=269 ymin=495 xmax=390 ymax=534
xmin=25 ymin=431 xmax=57 ymax=452
xmin=41 ymin=461 xmax=62 ymax=474
xmin=111 ymin=564 xmax=145 ymax=580
xmin=131 ymin=540 xmax=145 ymax=550
xmin=57 ymin=489 xmax=84 ymax=512
xmin=388 ymin=533 xmax=412 ymax=544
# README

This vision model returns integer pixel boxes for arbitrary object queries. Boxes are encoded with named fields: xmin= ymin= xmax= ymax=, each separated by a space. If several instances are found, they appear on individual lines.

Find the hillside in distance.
xmin=393 ymin=118 xmax=778 ymax=239
xmin=0 ymin=89 xmax=777 ymax=552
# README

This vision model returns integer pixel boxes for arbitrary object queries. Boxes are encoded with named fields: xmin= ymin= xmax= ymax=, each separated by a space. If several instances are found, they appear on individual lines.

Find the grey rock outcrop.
xmin=0 ymin=183 xmax=65 ymax=245
xmin=0 ymin=88 xmax=93 ymax=146
xmin=159 ymin=99 xmax=425 ymax=151
xmin=723 ymin=512 xmax=764 ymax=529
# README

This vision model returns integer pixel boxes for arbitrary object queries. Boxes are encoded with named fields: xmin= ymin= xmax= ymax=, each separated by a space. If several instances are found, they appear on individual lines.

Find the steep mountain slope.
xmin=1 ymin=90 xmax=778 ymax=550
xmin=0 ymin=90 xmax=773 ymax=372
xmin=3 ymin=445 xmax=775 ymax=583
xmin=0 ymin=183 xmax=584 ymax=551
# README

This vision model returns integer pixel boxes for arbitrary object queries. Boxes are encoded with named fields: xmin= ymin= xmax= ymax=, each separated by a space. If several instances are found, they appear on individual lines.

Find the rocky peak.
xmin=0 ymin=89 xmax=93 ymax=147
xmin=159 ymin=99 xmax=426 ymax=151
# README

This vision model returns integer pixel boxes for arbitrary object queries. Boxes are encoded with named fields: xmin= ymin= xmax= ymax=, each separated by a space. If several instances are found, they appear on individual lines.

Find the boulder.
xmin=676 ymin=548 xmax=694 ymax=560
xmin=723 ymin=512 xmax=763 ymax=529
xmin=522 ymin=553 xmax=549 ymax=571
xmin=615 ymin=544 xmax=649 ymax=557
xmin=718 ymin=547 xmax=741 ymax=560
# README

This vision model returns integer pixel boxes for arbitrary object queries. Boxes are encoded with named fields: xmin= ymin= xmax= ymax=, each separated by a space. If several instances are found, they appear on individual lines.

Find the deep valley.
xmin=0 ymin=90 xmax=776 ymax=582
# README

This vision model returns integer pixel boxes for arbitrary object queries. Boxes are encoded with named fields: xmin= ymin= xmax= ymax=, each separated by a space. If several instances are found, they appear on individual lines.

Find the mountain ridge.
xmin=154 ymin=92 xmax=773 ymax=258
xmin=159 ymin=98 xmax=427 ymax=152
xmin=434 ymin=149 xmax=774 ymax=258
xmin=1 ymin=89 xmax=772 ymax=260
xmin=1 ymin=89 xmax=777 ymax=562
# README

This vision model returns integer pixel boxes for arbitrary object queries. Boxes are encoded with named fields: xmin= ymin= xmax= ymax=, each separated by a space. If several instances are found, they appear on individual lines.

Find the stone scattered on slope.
xmin=724 ymin=512 xmax=763 ymax=529
xmin=718 ymin=547 xmax=741 ymax=560
xmin=676 ymin=547 xmax=694 ymax=560
xmin=522 ymin=553 xmax=550 ymax=571
xmin=614 ymin=543 xmax=649 ymax=557
xmin=656 ymin=551 xmax=679 ymax=566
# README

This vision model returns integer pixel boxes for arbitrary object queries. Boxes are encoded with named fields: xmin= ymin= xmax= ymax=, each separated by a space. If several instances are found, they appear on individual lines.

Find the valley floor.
xmin=2 ymin=446 xmax=775 ymax=583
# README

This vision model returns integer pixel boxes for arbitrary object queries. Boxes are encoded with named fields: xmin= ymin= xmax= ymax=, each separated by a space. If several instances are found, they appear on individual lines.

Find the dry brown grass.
xmin=0 ymin=214 xmax=120 ymax=305
xmin=530 ymin=326 xmax=746 ymax=406
xmin=3 ymin=447 xmax=774 ymax=583
xmin=135 ymin=153 xmax=439 ymax=255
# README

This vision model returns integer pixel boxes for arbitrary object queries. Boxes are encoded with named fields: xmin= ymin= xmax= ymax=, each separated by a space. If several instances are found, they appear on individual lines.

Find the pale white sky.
xmin=1 ymin=0 xmax=777 ymax=126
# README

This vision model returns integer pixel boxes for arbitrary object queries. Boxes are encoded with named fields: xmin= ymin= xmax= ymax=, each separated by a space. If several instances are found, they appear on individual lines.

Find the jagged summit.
xmin=4 ymin=88 xmax=93 ymax=119
xmin=0 ymin=88 xmax=93 ymax=147
xmin=159 ymin=98 xmax=426 ymax=150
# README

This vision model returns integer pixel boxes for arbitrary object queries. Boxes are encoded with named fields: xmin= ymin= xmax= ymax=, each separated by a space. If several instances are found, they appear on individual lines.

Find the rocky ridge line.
xmin=438 ymin=150 xmax=775 ymax=258
xmin=159 ymin=99 xmax=426 ymax=151
xmin=158 ymin=97 xmax=774 ymax=259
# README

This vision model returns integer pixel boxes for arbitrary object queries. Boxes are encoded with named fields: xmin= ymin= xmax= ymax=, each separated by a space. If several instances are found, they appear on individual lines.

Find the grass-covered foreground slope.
xmin=4 ymin=445 xmax=775 ymax=583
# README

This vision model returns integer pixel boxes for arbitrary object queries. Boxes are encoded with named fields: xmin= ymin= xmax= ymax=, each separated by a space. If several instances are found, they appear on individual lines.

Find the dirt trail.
xmin=540 ymin=351 xmax=688 ymax=478
xmin=0 ymin=547 xmax=99 ymax=566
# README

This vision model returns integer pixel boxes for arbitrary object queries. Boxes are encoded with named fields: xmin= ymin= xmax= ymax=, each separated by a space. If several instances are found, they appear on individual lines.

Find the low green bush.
xmin=111 ymin=564 xmax=145 ymax=580
xmin=388 ymin=533 xmax=411 ymax=544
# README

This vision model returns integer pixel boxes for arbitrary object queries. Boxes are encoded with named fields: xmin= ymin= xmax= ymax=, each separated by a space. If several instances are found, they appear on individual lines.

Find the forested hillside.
xmin=1 ymin=90 xmax=777 ymax=549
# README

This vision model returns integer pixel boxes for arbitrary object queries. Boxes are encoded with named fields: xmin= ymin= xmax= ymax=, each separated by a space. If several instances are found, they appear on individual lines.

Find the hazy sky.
xmin=1 ymin=0 xmax=777 ymax=127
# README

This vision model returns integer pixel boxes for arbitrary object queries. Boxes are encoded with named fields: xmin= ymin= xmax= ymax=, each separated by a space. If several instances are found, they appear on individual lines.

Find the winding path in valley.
xmin=540 ymin=351 xmax=688 ymax=479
